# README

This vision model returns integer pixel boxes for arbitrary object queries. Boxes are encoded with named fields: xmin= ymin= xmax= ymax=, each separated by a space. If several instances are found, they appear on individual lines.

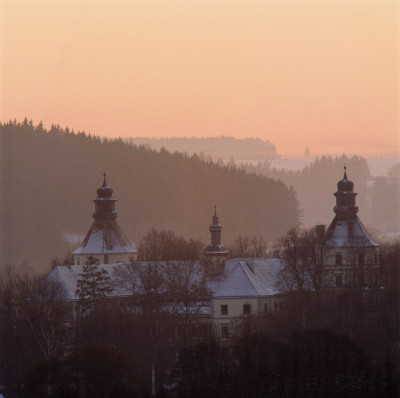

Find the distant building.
xmin=73 ymin=174 xmax=137 ymax=266
xmin=45 ymin=168 xmax=381 ymax=341
xmin=322 ymin=167 xmax=380 ymax=289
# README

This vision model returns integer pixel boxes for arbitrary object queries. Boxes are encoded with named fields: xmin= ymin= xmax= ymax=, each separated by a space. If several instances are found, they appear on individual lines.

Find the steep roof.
xmin=47 ymin=264 xmax=131 ymax=301
xmin=46 ymin=257 xmax=285 ymax=302
xmin=73 ymin=220 xmax=137 ymax=255
xmin=325 ymin=216 xmax=379 ymax=248
xmin=210 ymin=258 xmax=285 ymax=298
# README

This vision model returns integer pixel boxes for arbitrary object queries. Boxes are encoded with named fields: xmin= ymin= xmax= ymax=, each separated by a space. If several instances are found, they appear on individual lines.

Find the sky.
xmin=1 ymin=0 xmax=399 ymax=157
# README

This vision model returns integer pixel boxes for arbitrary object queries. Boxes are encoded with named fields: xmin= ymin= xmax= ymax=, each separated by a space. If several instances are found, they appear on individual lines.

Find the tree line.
xmin=237 ymin=155 xmax=400 ymax=233
xmin=1 ymin=228 xmax=399 ymax=397
xmin=0 ymin=119 xmax=300 ymax=270
xmin=127 ymin=135 xmax=278 ymax=161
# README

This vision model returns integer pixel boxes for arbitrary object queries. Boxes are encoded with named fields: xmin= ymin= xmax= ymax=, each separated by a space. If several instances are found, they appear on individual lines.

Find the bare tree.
xmin=114 ymin=261 xmax=170 ymax=397
xmin=20 ymin=276 xmax=71 ymax=360
xmin=274 ymin=227 xmax=333 ymax=329
xmin=230 ymin=235 xmax=268 ymax=258
xmin=162 ymin=260 xmax=211 ymax=347
xmin=138 ymin=229 xmax=202 ymax=261
xmin=276 ymin=227 xmax=309 ymax=293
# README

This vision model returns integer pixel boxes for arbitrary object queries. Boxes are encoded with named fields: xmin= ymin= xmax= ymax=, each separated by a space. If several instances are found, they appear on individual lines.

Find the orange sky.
xmin=1 ymin=0 xmax=399 ymax=156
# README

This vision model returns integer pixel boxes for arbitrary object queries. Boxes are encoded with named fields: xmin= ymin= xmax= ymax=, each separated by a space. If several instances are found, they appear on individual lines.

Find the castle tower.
xmin=333 ymin=166 xmax=359 ymax=220
xmin=324 ymin=167 xmax=379 ymax=288
xmin=203 ymin=207 xmax=228 ymax=274
xmin=73 ymin=173 xmax=137 ymax=265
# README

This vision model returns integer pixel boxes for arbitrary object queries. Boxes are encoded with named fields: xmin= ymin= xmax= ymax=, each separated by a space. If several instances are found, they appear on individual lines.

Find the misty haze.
xmin=1 ymin=0 xmax=399 ymax=397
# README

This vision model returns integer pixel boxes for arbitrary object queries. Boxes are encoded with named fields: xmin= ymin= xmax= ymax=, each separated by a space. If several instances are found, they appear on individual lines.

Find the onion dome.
xmin=337 ymin=166 xmax=354 ymax=192
xmin=97 ymin=172 xmax=114 ymax=198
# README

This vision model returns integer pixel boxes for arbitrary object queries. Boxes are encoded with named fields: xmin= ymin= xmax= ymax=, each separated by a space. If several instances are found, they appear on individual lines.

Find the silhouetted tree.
xmin=76 ymin=256 xmax=113 ymax=313
xmin=229 ymin=235 xmax=268 ymax=258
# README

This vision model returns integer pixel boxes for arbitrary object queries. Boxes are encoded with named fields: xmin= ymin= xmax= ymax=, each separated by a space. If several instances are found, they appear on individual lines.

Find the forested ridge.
xmin=127 ymin=136 xmax=278 ymax=160
xmin=0 ymin=120 xmax=299 ymax=269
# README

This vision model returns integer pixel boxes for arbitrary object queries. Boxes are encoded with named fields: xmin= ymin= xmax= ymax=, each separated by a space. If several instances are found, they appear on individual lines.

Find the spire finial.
xmin=103 ymin=171 xmax=107 ymax=186
xmin=214 ymin=205 xmax=217 ymax=216
xmin=343 ymin=165 xmax=348 ymax=180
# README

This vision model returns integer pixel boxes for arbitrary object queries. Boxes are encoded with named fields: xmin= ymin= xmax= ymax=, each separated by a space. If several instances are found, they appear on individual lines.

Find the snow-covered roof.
xmin=326 ymin=216 xmax=379 ymax=248
xmin=204 ymin=244 xmax=229 ymax=254
xmin=45 ymin=257 xmax=285 ymax=302
xmin=47 ymin=264 xmax=132 ymax=301
xmin=73 ymin=220 xmax=137 ymax=255
xmin=209 ymin=258 xmax=285 ymax=298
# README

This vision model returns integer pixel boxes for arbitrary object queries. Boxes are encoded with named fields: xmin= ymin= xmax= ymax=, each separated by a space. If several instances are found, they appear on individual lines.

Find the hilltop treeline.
xmin=238 ymin=156 xmax=372 ymax=227
xmin=0 ymin=120 xmax=299 ymax=269
xmin=127 ymin=136 xmax=278 ymax=160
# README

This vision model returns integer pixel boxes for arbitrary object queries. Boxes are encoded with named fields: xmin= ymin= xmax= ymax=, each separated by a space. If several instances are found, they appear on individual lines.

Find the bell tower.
xmin=93 ymin=172 xmax=118 ymax=221
xmin=203 ymin=207 xmax=228 ymax=275
xmin=333 ymin=166 xmax=358 ymax=220
xmin=325 ymin=167 xmax=380 ymax=289
xmin=73 ymin=173 xmax=137 ymax=265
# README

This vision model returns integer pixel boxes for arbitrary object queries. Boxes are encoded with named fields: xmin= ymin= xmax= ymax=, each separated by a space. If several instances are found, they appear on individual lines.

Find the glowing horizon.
xmin=1 ymin=0 xmax=399 ymax=157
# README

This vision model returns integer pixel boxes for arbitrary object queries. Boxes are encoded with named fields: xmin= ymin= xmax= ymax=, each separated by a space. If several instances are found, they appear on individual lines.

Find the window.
xmin=221 ymin=324 xmax=229 ymax=339
xmin=264 ymin=303 xmax=268 ymax=313
xmin=358 ymin=254 xmax=364 ymax=265
xmin=335 ymin=254 xmax=342 ymax=266
xmin=221 ymin=305 xmax=228 ymax=315
xmin=76 ymin=257 xmax=80 ymax=265
xmin=104 ymin=255 xmax=109 ymax=264
xmin=243 ymin=304 xmax=251 ymax=315
xmin=336 ymin=275 xmax=343 ymax=287
xmin=374 ymin=252 xmax=378 ymax=264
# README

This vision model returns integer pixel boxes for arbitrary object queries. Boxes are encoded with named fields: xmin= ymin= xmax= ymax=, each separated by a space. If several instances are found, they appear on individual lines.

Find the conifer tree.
xmin=76 ymin=256 xmax=113 ymax=312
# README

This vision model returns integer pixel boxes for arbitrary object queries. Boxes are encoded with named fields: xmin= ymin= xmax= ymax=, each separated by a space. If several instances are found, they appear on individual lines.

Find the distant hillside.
xmin=126 ymin=136 xmax=278 ymax=161
xmin=0 ymin=120 xmax=299 ymax=269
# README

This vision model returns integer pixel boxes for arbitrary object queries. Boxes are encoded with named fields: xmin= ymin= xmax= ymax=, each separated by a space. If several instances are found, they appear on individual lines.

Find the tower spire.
xmin=94 ymin=173 xmax=117 ymax=220
xmin=333 ymin=167 xmax=358 ymax=219
xmin=103 ymin=171 xmax=107 ymax=186
xmin=213 ymin=205 xmax=219 ymax=225
xmin=204 ymin=206 xmax=228 ymax=272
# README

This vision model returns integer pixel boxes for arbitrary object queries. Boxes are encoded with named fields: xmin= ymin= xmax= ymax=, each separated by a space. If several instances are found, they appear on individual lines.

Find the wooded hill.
xmin=0 ymin=120 xmax=300 ymax=269
xmin=126 ymin=136 xmax=278 ymax=160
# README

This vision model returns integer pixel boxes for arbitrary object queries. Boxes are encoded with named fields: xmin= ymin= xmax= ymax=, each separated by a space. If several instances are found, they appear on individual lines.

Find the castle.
xmin=46 ymin=168 xmax=380 ymax=338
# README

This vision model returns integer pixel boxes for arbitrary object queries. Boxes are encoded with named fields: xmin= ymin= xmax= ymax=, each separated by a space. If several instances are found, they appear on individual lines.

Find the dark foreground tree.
xmin=114 ymin=260 xmax=172 ymax=397
xmin=170 ymin=341 xmax=235 ymax=398
xmin=23 ymin=344 xmax=136 ymax=398
xmin=76 ymin=256 xmax=113 ymax=313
